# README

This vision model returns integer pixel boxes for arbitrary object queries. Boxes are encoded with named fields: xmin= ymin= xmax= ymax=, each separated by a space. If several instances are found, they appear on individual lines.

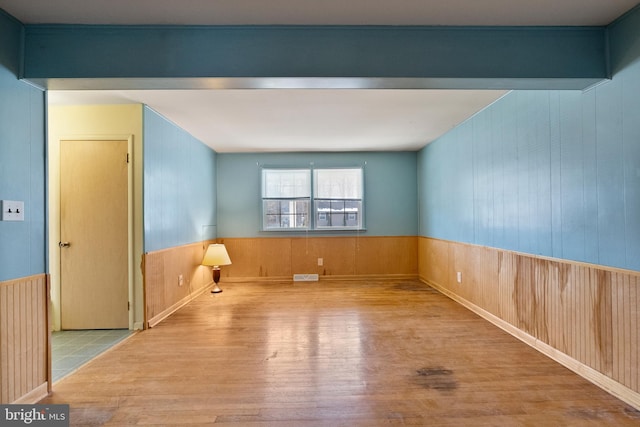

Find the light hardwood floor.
xmin=40 ymin=279 xmax=640 ymax=426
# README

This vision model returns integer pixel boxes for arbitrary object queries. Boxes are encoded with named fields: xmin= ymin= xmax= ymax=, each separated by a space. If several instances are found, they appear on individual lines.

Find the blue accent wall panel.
xmin=495 ymin=95 xmax=520 ymax=251
xmin=418 ymin=54 xmax=640 ymax=272
xmin=0 ymin=11 xmax=46 ymax=281
xmin=143 ymin=107 xmax=217 ymax=252
xmin=622 ymin=61 xmax=640 ymax=271
xmin=451 ymin=123 xmax=475 ymax=242
xmin=595 ymin=77 xmax=627 ymax=267
xmin=558 ymin=91 xmax=585 ymax=262
xmin=472 ymin=104 xmax=493 ymax=247
xmin=512 ymin=91 xmax=553 ymax=255
xmin=217 ymin=152 xmax=417 ymax=238
xmin=580 ymin=90 xmax=600 ymax=263
xmin=419 ymin=123 xmax=473 ymax=244
xmin=28 ymin=88 xmax=46 ymax=273
xmin=548 ymin=92 xmax=563 ymax=258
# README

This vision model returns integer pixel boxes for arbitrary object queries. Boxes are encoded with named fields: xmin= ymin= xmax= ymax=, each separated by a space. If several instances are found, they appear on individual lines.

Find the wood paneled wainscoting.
xmin=0 ymin=274 xmax=50 ymax=404
xmin=419 ymin=236 xmax=640 ymax=409
xmin=143 ymin=241 xmax=215 ymax=328
xmin=143 ymin=237 xmax=417 ymax=328
xmin=218 ymin=236 xmax=418 ymax=281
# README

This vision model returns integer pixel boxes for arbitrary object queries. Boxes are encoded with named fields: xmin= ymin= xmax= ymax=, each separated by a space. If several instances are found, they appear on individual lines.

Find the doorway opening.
xmin=48 ymin=134 xmax=137 ymax=381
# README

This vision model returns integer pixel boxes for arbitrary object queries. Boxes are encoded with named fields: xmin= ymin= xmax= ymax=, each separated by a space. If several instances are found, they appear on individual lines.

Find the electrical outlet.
xmin=178 ymin=274 xmax=184 ymax=286
xmin=456 ymin=272 xmax=462 ymax=283
xmin=318 ymin=258 xmax=323 ymax=266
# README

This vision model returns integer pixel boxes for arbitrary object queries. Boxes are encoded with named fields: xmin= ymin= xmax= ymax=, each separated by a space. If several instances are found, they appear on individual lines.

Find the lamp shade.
xmin=202 ymin=244 xmax=232 ymax=267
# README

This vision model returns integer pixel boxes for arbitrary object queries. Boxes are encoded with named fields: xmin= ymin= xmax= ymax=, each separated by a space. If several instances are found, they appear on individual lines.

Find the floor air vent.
xmin=293 ymin=274 xmax=319 ymax=282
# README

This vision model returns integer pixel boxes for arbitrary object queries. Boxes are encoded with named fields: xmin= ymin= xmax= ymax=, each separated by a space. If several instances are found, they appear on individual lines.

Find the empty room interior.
xmin=1 ymin=0 xmax=640 ymax=425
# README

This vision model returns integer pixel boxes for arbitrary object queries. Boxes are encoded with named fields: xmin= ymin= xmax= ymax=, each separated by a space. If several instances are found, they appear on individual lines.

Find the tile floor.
xmin=51 ymin=329 xmax=133 ymax=382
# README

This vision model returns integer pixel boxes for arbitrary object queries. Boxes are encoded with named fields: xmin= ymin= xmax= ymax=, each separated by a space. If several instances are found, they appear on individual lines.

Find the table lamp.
xmin=202 ymin=243 xmax=232 ymax=293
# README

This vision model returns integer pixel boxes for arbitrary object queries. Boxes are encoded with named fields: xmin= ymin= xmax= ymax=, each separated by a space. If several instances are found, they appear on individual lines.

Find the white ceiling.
xmin=48 ymin=89 xmax=508 ymax=152
xmin=3 ymin=0 xmax=639 ymax=152
xmin=2 ymin=0 xmax=638 ymax=26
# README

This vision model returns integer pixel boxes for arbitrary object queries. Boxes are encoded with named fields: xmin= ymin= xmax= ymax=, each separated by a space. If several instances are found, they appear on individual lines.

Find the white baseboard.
xmin=12 ymin=382 xmax=48 ymax=404
xmin=133 ymin=321 xmax=144 ymax=330
xmin=147 ymin=284 xmax=211 ymax=328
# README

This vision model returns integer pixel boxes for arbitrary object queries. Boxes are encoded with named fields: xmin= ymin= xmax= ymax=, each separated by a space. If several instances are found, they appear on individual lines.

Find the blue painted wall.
xmin=0 ymin=11 xmax=46 ymax=281
xmin=418 ymin=8 xmax=640 ymax=272
xmin=143 ymin=107 xmax=217 ymax=252
xmin=217 ymin=152 xmax=417 ymax=238
xmin=3 ymin=5 xmax=639 ymax=275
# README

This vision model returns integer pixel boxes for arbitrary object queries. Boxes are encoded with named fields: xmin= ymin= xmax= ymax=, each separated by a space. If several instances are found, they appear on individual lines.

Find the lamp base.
xmin=211 ymin=266 xmax=223 ymax=293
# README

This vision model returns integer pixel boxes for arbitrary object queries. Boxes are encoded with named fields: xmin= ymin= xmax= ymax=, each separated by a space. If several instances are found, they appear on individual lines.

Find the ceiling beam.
xmin=23 ymin=25 xmax=608 ymax=90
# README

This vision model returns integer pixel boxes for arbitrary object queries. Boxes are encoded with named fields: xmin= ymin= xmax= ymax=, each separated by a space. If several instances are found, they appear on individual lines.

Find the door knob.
xmin=59 ymin=241 xmax=71 ymax=248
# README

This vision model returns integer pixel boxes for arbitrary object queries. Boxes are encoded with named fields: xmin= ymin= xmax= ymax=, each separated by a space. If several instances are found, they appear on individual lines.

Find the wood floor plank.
xmin=40 ymin=280 xmax=640 ymax=426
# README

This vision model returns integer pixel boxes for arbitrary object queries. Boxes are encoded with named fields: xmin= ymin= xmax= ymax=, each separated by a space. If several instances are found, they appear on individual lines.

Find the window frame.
xmin=261 ymin=168 xmax=311 ymax=231
xmin=261 ymin=166 xmax=365 ymax=232
xmin=313 ymin=167 xmax=364 ymax=231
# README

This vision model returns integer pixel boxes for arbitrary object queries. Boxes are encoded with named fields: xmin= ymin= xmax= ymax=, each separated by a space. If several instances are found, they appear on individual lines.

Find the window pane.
xmin=264 ymin=200 xmax=281 ymax=215
xmin=315 ymin=199 xmax=361 ymax=229
xmin=263 ymin=199 xmax=309 ymax=230
xmin=316 ymin=199 xmax=331 ymax=227
xmin=345 ymin=200 xmax=361 ymax=227
xmin=262 ymin=169 xmax=310 ymax=198
xmin=330 ymin=200 xmax=345 ymax=227
xmin=314 ymin=168 xmax=362 ymax=199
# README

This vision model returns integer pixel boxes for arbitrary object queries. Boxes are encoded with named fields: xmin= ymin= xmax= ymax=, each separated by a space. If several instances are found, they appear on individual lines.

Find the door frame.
xmin=50 ymin=135 xmax=135 ymax=331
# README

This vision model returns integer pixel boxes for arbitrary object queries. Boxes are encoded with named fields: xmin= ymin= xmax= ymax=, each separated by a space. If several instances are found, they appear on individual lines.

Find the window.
xmin=314 ymin=168 xmax=363 ymax=229
xmin=262 ymin=169 xmax=310 ymax=230
xmin=261 ymin=167 xmax=364 ymax=231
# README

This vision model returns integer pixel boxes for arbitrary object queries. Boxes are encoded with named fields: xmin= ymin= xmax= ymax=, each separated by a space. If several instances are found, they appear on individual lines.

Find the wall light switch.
xmin=1 ymin=200 xmax=24 ymax=221
xmin=456 ymin=271 xmax=462 ymax=283
xmin=318 ymin=258 xmax=323 ymax=266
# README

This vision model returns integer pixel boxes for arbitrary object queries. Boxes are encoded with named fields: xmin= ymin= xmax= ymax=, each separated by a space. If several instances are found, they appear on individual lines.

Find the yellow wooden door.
xmin=60 ymin=140 xmax=129 ymax=329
